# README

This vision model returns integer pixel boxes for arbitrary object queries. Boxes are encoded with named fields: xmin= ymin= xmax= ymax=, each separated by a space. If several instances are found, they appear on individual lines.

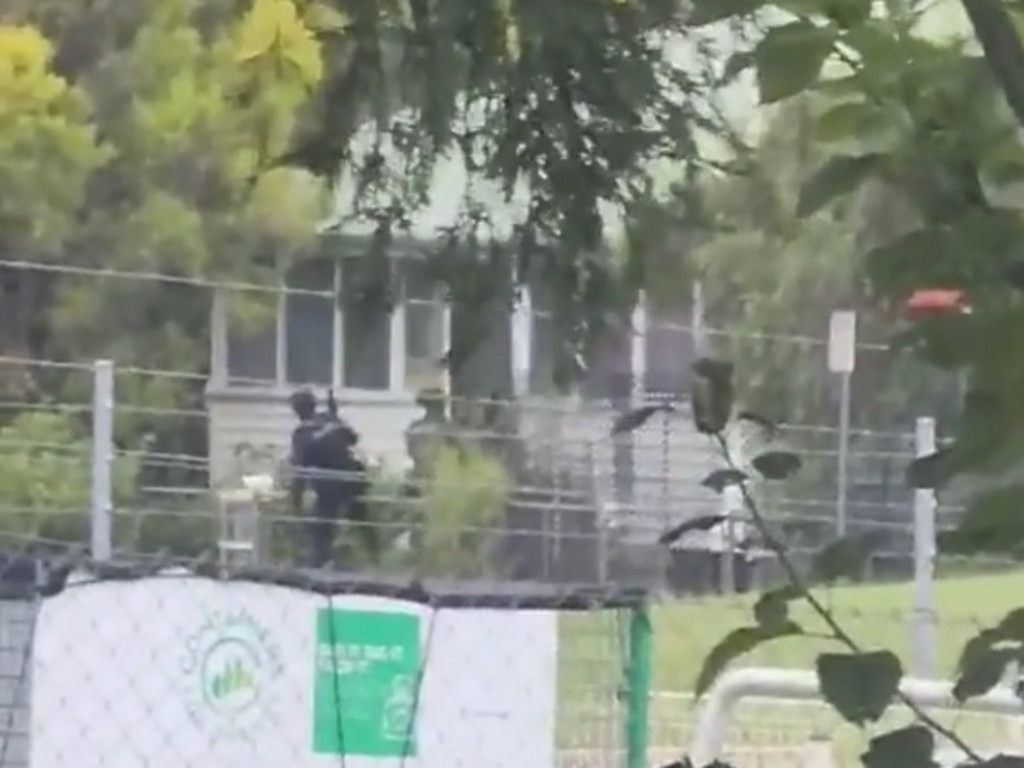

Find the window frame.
xmin=215 ymin=258 xmax=451 ymax=395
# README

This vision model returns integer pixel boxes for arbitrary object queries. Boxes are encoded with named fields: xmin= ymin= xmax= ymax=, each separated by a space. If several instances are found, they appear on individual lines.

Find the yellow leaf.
xmin=304 ymin=2 xmax=351 ymax=32
xmin=234 ymin=0 xmax=323 ymax=85
xmin=246 ymin=167 xmax=328 ymax=240
xmin=235 ymin=0 xmax=282 ymax=63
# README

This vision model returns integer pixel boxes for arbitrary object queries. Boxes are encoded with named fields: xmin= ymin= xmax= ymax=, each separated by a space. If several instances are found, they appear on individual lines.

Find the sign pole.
xmin=911 ymin=416 xmax=937 ymax=676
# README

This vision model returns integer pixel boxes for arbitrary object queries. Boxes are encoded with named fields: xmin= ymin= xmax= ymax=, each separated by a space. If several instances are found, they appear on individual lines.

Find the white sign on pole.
xmin=828 ymin=311 xmax=857 ymax=374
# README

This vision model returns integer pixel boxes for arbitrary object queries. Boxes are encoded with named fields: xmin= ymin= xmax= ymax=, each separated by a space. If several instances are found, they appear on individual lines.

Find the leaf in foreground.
xmin=735 ymin=411 xmax=779 ymax=438
xmin=753 ymin=586 xmax=800 ymax=630
xmin=755 ymin=21 xmax=835 ymax=104
xmin=812 ymin=531 xmax=885 ymax=584
xmin=796 ymin=153 xmax=884 ymax=218
xmin=658 ymin=514 xmax=727 ymax=546
xmin=695 ymin=621 xmax=802 ymax=699
xmin=751 ymin=450 xmax=801 ymax=480
xmin=860 ymin=725 xmax=934 ymax=768
xmin=691 ymin=358 xmax=735 ymax=435
xmin=953 ymin=644 xmax=1016 ymax=703
xmin=701 ymin=468 xmax=748 ymax=492
xmin=816 ymin=650 xmax=902 ymax=725
xmin=904 ymin=448 xmax=955 ymax=490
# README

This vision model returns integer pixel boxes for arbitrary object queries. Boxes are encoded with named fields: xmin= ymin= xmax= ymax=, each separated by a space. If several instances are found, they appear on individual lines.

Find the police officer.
xmin=288 ymin=388 xmax=362 ymax=567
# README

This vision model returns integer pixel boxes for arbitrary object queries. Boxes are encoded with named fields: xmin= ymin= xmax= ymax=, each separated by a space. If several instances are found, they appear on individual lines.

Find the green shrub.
xmin=0 ymin=410 xmax=138 ymax=544
xmin=416 ymin=444 xmax=508 ymax=577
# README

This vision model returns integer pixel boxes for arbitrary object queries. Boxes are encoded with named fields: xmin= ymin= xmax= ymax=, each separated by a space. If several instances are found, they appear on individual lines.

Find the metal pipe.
xmin=688 ymin=667 xmax=1021 ymax=767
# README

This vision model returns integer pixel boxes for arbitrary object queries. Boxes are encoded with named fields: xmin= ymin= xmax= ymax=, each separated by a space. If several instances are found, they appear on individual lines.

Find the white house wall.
xmin=206 ymin=388 xmax=419 ymax=487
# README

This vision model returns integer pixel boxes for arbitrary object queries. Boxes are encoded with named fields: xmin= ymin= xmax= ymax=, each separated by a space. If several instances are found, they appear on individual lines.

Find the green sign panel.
xmin=312 ymin=608 xmax=420 ymax=757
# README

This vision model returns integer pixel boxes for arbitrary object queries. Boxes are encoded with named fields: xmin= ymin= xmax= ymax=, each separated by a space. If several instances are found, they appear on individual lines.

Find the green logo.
xmin=312 ymin=609 xmax=420 ymax=757
xmin=181 ymin=611 xmax=282 ymax=731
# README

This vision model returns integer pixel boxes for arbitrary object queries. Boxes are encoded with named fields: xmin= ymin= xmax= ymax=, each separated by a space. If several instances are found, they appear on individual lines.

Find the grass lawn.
xmin=648 ymin=569 xmax=1024 ymax=689
xmin=557 ymin=570 xmax=1024 ymax=761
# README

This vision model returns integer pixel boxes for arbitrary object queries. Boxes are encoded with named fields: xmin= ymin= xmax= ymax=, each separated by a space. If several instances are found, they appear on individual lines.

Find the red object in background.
xmin=904 ymin=289 xmax=968 ymax=318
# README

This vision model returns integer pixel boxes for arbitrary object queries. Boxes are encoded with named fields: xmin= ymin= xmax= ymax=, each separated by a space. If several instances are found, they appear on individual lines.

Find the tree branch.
xmin=961 ymin=0 xmax=1024 ymax=131
xmin=714 ymin=434 xmax=984 ymax=763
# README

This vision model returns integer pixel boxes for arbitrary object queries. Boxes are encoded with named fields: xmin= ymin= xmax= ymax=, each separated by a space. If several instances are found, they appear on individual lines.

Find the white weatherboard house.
xmin=203 ymin=70 xmax=746 ymax=542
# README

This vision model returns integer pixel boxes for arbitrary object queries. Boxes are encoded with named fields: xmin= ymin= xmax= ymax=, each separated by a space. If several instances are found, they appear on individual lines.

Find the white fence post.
xmin=912 ymin=416 xmax=937 ymax=677
xmin=90 ymin=359 xmax=114 ymax=562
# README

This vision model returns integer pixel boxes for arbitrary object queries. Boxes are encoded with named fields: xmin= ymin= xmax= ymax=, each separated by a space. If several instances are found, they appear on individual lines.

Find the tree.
xmin=0 ymin=0 xmax=329 ymax=477
xmin=0 ymin=410 xmax=138 ymax=543
xmin=246 ymin=0 xmax=714 ymax=383
xmin=0 ymin=23 xmax=107 ymax=394
xmin=620 ymin=360 xmax=1018 ymax=768
xmin=679 ymin=0 xmax=1024 ymax=556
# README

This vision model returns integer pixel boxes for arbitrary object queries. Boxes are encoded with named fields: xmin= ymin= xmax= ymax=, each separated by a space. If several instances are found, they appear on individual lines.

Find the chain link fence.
xmin=0 ymin=557 xmax=650 ymax=768
xmin=1 ymin=275 xmax=1020 ymax=768
xmin=644 ymin=590 xmax=1024 ymax=768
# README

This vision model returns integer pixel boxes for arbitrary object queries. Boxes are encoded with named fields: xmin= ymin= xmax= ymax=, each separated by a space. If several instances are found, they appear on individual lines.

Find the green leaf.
xmin=751 ymin=450 xmax=802 ymax=479
xmin=701 ymin=468 xmax=749 ymax=492
xmin=796 ymin=154 xmax=884 ymax=217
xmin=816 ymin=650 xmax=902 ymax=724
xmin=955 ymin=628 xmax=1001 ymax=675
xmin=824 ymin=0 xmax=873 ymax=28
xmin=812 ymin=531 xmax=885 ymax=583
xmin=815 ymin=101 xmax=875 ymax=143
xmin=658 ymin=514 xmax=727 ymax=546
xmin=753 ymin=585 xmax=800 ymax=629
xmin=953 ymin=644 xmax=1017 ymax=702
xmin=904 ymin=448 xmax=955 ymax=490
xmin=736 ymin=411 xmax=779 ymax=438
xmin=695 ymin=621 xmax=803 ymax=699
xmin=690 ymin=0 xmax=767 ymax=26
xmin=304 ymin=3 xmax=351 ymax=32
xmin=691 ymin=358 xmax=735 ymax=436
xmin=861 ymin=726 xmax=934 ymax=768
xmin=995 ymin=607 xmax=1024 ymax=639
xmin=755 ymin=21 xmax=837 ymax=104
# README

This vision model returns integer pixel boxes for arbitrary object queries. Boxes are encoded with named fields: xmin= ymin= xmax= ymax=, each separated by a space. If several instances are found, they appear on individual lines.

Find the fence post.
xmin=623 ymin=603 xmax=652 ymax=768
xmin=911 ymin=416 xmax=937 ymax=677
xmin=720 ymin=485 xmax=741 ymax=594
xmin=90 ymin=360 xmax=114 ymax=561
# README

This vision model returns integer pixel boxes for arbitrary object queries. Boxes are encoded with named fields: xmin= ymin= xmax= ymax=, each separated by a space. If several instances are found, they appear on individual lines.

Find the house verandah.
xmin=204 ymin=241 xmax=704 ymax=481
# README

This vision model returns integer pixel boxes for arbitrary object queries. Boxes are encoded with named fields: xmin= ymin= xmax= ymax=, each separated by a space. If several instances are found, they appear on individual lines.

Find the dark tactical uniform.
xmin=289 ymin=390 xmax=366 ymax=567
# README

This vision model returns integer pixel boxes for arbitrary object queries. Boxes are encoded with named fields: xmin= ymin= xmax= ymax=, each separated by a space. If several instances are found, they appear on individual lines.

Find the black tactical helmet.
xmin=289 ymin=387 xmax=317 ymax=420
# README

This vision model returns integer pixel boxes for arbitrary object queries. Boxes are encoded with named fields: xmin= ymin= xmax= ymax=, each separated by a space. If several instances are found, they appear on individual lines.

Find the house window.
xmin=285 ymin=258 xmax=335 ymax=386
xmin=340 ymin=260 xmax=391 ymax=390
xmin=581 ymin=320 xmax=633 ymax=403
xmin=643 ymin=306 xmax=695 ymax=398
xmin=526 ymin=286 xmax=551 ymax=394
xmin=225 ymin=290 xmax=278 ymax=386
xmin=404 ymin=261 xmax=446 ymax=392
